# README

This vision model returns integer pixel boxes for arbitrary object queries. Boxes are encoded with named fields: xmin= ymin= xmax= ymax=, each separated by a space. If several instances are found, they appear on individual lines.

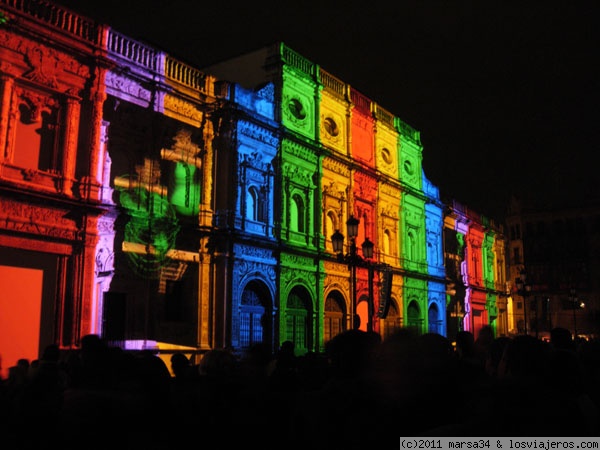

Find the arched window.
xmin=247 ymin=186 xmax=265 ymax=222
xmin=290 ymin=194 xmax=305 ymax=232
xmin=384 ymin=229 xmax=391 ymax=256
xmin=247 ymin=186 xmax=258 ymax=221
xmin=408 ymin=230 xmax=416 ymax=261
xmin=326 ymin=211 xmax=337 ymax=251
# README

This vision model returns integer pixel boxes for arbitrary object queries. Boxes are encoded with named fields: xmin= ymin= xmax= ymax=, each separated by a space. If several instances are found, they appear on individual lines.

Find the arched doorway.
xmin=285 ymin=286 xmax=312 ymax=355
xmin=356 ymin=295 xmax=370 ymax=332
xmin=428 ymin=302 xmax=443 ymax=335
xmin=406 ymin=300 xmax=422 ymax=334
xmin=240 ymin=280 xmax=272 ymax=351
xmin=382 ymin=300 xmax=402 ymax=340
xmin=324 ymin=291 xmax=346 ymax=344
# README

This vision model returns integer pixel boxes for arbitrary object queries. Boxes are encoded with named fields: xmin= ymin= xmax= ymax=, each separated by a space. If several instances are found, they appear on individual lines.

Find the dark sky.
xmin=54 ymin=0 xmax=599 ymax=220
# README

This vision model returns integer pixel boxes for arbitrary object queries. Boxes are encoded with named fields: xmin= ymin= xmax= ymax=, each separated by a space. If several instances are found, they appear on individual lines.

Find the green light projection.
xmin=278 ymin=47 xmax=320 ymax=347
xmin=170 ymin=161 xmax=200 ymax=216
xmin=116 ymin=171 xmax=180 ymax=278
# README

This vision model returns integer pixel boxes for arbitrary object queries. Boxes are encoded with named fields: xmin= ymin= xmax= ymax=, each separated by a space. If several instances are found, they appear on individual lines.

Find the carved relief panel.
xmin=281 ymin=69 xmax=316 ymax=140
xmin=375 ymin=122 xmax=399 ymax=178
xmin=320 ymin=90 xmax=348 ymax=155
xmin=399 ymin=138 xmax=423 ymax=190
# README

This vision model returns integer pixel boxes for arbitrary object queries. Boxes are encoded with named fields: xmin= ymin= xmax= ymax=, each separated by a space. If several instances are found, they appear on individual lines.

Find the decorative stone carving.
xmin=322 ymin=157 xmax=350 ymax=177
xmin=105 ymin=71 xmax=152 ymax=106
xmin=0 ymin=197 xmax=78 ymax=240
xmin=164 ymin=94 xmax=202 ymax=126
xmin=16 ymin=87 xmax=58 ymax=122
xmin=239 ymin=120 xmax=278 ymax=147
xmin=23 ymin=45 xmax=60 ymax=88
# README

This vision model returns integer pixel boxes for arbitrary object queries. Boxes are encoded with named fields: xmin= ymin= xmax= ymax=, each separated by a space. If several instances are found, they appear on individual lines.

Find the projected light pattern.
xmin=170 ymin=161 xmax=200 ymax=217
xmin=104 ymin=34 xmax=502 ymax=345
xmin=116 ymin=173 xmax=180 ymax=278
xmin=0 ymin=0 xmax=511 ymax=355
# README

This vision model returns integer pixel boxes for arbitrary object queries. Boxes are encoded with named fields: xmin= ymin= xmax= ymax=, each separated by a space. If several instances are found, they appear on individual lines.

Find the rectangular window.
xmin=14 ymin=104 xmax=59 ymax=172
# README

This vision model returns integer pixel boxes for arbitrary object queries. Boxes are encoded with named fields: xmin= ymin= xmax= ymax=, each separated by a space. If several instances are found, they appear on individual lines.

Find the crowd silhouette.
xmin=1 ymin=328 xmax=599 ymax=449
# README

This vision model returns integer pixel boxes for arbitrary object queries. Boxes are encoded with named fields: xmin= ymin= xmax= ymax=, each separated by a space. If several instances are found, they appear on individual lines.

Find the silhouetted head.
xmin=170 ymin=352 xmax=190 ymax=377
xmin=198 ymin=349 xmax=238 ymax=378
xmin=455 ymin=331 xmax=475 ymax=356
xmin=42 ymin=344 xmax=60 ymax=362
xmin=550 ymin=327 xmax=574 ymax=351
xmin=325 ymin=329 xmax=380 ymax=378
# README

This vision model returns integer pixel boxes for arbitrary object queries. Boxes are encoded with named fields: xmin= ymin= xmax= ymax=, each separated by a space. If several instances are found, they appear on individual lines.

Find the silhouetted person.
xmin=483 ymin=336 xmax=511 ymax=379
xmin=170 ymin=352 xmax=194 ymax=380
xmin=454 ymin=330 xmax=486 ymax=381
xmin=269 ymin=340 xmax=300 ymax=392
xmin=474 ymin=325 xmax=494 ymax=361
xmin=545 ymin=346 xmax=600 ymax=435
xmin=578 ymin=338 xmax=600 ymax=412
xmin=550 ymin=326 xmax=575 ymax=351
xmin=305 ymin=329 xmax=382 ymax=449
xmin=196 ymin=349 xmax=240 ymax=411
xmin=14 ymin=344 xmax=68 ymax=446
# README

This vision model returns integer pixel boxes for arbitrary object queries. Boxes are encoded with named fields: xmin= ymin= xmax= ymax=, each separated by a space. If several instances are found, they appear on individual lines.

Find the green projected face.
xmin=117 ymin=178 xmax=179 ymax=278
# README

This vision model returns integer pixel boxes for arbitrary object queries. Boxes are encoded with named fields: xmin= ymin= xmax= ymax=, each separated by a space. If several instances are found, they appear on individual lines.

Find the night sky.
xmin=54 ymin=0 xmax=599 ymax=220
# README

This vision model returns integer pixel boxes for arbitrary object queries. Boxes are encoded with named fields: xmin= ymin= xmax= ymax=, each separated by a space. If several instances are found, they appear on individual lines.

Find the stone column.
xmin=61 ymin=96 xmax=80 ymax=196
xmin=99 ymin=120 xmax=114 ymax=204
xmin=82 ymin=66 xmax=107 ymax=201
xmin=198 ymin=117 xmax=214 ymax=228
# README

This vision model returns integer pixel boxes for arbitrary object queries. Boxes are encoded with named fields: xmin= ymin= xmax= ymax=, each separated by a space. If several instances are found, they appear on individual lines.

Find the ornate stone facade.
xmin=0 ymin=1 xmax=510 ymax=368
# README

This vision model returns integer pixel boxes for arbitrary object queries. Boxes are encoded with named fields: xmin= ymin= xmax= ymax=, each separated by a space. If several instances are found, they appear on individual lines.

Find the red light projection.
xmin=0 ymin=265 xmax=43 ymax=380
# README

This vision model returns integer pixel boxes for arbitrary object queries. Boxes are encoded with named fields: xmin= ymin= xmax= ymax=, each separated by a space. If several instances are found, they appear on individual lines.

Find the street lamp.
xmin=331 ymin=215 xmax=375 ymax=332
xmin=362 ymin=237 xmax=375 ymax=333
xmin=569 ymin=288 xmax=578 ymax=339
xmin=515 ymin=268 xmax=531 ymax=335
xmin=569 ymin=288 xmax=585 ymax=340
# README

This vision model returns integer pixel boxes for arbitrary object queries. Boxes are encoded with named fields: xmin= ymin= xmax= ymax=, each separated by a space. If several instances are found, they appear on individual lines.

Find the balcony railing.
xmin=320 ymin=69 xmax=346 ymax=99
xmin=1 ymin=0 xmax=101 ymax=44
xmin=107 ymin=30 xmax=161 ymax=72
xmin=166 ymin=56 xmax=207 ymax=93
xmin=281 ymin=44 xmax=316 ymax=78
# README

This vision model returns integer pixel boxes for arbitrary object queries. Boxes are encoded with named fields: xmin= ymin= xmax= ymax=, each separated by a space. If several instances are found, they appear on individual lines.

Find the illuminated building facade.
xmin=444 ymin=200 xmax=509 ymax=339
xmin=0 ymin=0 xmax=508 ymax=371
xmin=207 ymin=45 xmax=448 ymax=352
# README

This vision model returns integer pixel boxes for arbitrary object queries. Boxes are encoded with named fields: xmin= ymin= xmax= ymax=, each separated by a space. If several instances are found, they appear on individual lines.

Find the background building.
xmin=505 ymin=195 xmax=600 ymax=339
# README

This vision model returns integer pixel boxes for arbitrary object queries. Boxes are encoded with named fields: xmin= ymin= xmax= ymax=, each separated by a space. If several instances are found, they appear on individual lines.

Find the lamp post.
xmin=362 ymin=237 xmax=375 ymax=333
xmin=331 ymin=215 xmax=375 ymax=332
xmin=446 ymin=281 xmax=459 ymax=337
xmin=569 ymin=288 xmax=585 ymax=340
xmin=569 ymin=288 xmax=578 ymax=340
xmin=515 ymin=268 xmax=531 ymax=335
